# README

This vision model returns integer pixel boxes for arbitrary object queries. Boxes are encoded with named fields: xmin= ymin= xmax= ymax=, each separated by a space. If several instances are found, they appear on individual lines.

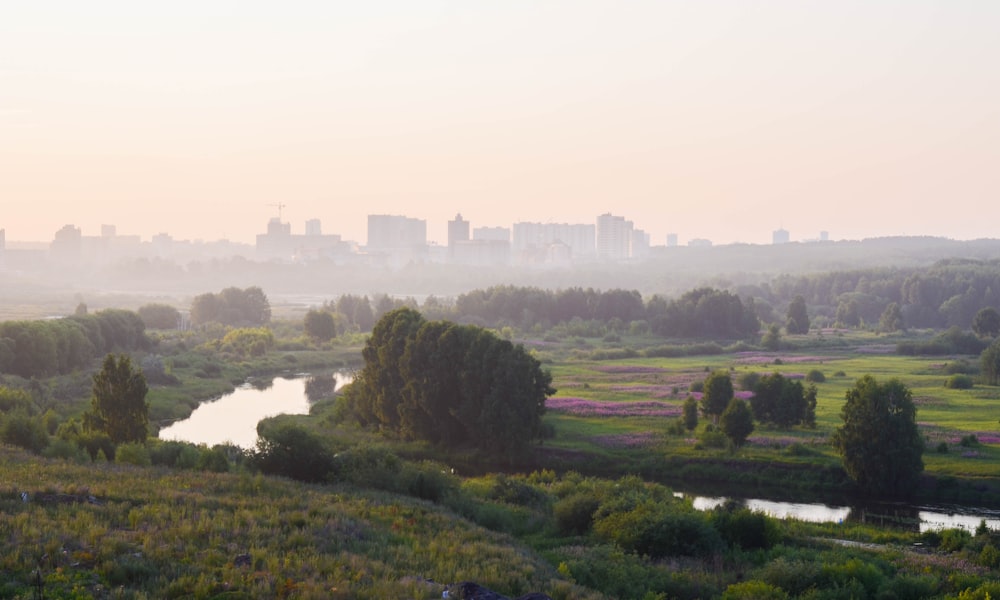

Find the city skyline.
xmin=3 ymin=2 xmax=999 ymax=247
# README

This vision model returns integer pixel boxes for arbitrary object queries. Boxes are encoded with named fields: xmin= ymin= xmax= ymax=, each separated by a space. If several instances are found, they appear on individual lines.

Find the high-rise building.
xmin=596 ymin=213 xmax=633 ymax=261
xmin=512 ymin=222 xmax=595 ymax=261
xmin=772 ymin=228 xmax=790 ymax=244
xmin=101 ymin=224 xmax=116 ymax=238
xmin=305 ymin=219 xmax=322 ymax=236
xmin=367 ymin=214 xmax=428 ymax=257
xmin=448 ymin=213 xmax=470 ymax=256
xmin=0 ymin=228 xmax=5 ymax=252
xmin=666 ymin=233 xmax=679 ymax=247
xmin=473 ymin=226 xmax=510 ymax=242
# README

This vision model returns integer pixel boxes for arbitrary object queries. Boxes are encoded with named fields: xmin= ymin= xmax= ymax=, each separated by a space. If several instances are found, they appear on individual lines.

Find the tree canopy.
xmin=785 ymin=295 xmax=809 ymax=334
xmin=345 ymin=308 xmax=554 ymax=459
xmin=831 ymin=376 xmax=923 ymax=497
xmin=749 ymin=372 xmax=816 ymax=428
xmin=701 ymin=371 xmax=734 ymax=423
xmin=191 ymin=286 xmax=271 ymax=327
xmin=87 ymin=354 xmax=149 ymax=445
xmin=719 ymin=398 xmax=754 ymax=447
xmin=973 ymin=307 xmax=1000 ymax=338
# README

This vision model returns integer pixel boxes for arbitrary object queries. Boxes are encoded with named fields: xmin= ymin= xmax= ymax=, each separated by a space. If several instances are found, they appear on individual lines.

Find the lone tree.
xmin=750 ymin=372 xmax=817 ymax=428
xmin=682 ymin=395 xmax=699 ymax=431
xmin=786 ymin=295 xmax=810 ymax=335
xmin=831 ymin=375 xmax=923 ymax=497
xmin=303 ymin=309 xmax=337 ymax=342
xmin=719 ymin=398 xmax=754 ymax=447
xmin=88 ymin=354 xmax=149 ymax=444
xmin=701 ymin=371 xmax=734 ymax=424
xmin=973 ymin=307 xmax=1000 ymax=339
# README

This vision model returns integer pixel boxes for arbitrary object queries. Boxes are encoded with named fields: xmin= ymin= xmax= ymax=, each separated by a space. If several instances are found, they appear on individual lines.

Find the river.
xmin=158 ymin=373 xmax=1000 ymax=532
xmin=157 ymin=371 xmax=352 ymax=449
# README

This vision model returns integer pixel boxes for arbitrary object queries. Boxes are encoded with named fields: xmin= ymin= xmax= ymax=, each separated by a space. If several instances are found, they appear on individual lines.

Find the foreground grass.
xmin=0 ymin=447 xmax=601 ymax=600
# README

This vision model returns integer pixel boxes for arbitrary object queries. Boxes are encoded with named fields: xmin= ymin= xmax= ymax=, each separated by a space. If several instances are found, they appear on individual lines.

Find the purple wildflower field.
xmin=919 ymin=423 xmax=1000 ymax=446
xmin=686 ymin=390 xmax=754 ymax=401
xmin=593 ymin=365 xmax=667 ymax=374
xmin=546 ymin=396 xmax=682 ymax=417
xmin=607 ymin=384 xmax=676 ymax=398
xmin=592 ymin=432 xmax=661 ymax=449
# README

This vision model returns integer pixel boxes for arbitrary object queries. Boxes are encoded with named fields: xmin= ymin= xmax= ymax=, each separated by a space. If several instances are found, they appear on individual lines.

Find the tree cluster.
xmin=455 ymin=286 xmax=645 ymax=329
xmin=0 ymin=309 xmax=148 ymax=378
xmin=749 ymin=373 xmax=817 ymax=428
xmin=190 ymin=286 xmax=271 ymax=327
xmin=344 ymin=308 xmax=555 ymax=459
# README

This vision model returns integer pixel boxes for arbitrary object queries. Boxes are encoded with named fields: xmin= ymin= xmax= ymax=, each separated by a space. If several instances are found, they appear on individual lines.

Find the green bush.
xmin=945 ymin=374 xmax=974 ymax=389
xmin=722 ymin=580 xmax=788 ymax=600
xmin=805 ymin=369 xmax=826 ymax=383
xmin=710 ymin=506 xmax=781 ymax=550
xmin=759 ymin=557 xmax=821 ymax=596
xmin=0 ymin=412 xmax=49 ymax=453
xmin=554 ymin=492 xmax=600 ymax=536
xmin=115 ymin=442 xmax=152 ymax=467
xmin=738 ymin=371 xmax=761 ymax=390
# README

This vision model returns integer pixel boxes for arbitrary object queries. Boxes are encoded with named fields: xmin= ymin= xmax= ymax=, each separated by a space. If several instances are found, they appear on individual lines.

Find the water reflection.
xmin=158 ymin=371 xmax=352 ymax=449
xmin=682 ymin=492 xmax=1000 ymax=533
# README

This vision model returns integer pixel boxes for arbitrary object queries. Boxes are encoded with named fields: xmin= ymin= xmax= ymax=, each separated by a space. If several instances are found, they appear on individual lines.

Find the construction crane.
xmin=266 ymin=203 xmax=287 ymax=221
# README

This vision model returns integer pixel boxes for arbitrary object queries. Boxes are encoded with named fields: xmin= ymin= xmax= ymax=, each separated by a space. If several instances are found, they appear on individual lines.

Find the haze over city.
xmin=2 ymin=1 xmax=999 ymax=246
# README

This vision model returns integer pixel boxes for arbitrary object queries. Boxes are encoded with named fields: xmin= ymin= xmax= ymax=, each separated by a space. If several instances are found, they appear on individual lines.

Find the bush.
xmin=945 ymin=374 xmax=974 ymax=389
xmin=0 ymin=413 xmax=49 ymax=453
xmin=689 ymin=380 xmax=704 ymax=393
xmin=115 ymin=442 xmax=152 ymax=467
xmin=722 ymin=580 xmax=788 ymax=600
xmin=711 ymin=506 xmax=781 ymax=550
xmin=251 ymin=422 xmax=334 ymax=483
xmin=937 ymin=441 xmax=949 ymax=453
xmin=554 ymin=492 xmax=600 ymax=536
xmin=697 ymin=428 xmax=729 ymax=449
xmin=805 ymin=369 xmax=826 ymax=383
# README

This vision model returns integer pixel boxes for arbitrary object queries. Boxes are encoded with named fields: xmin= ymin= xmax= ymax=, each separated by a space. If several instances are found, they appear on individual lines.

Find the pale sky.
xmin=2 ymin=1 xmax=998 ymax=246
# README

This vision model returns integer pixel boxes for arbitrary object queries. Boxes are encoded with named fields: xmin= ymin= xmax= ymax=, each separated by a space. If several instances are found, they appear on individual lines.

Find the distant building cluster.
xmin=0 ymin=213 xmax=830 ymax=272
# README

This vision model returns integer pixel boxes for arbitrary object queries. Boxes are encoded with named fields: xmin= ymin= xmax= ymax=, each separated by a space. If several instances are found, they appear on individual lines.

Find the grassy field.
xmin=529 ymin=330 xmax=1000 ymax=500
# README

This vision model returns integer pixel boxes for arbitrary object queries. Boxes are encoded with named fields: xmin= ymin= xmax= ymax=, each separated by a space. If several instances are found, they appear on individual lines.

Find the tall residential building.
xmin=473 ymin=226 xmax=510 ymax=242
xmin=512 ymin=222 xmax=595 ymax=261
xmin=666 ymin=233 xmax=679 ymax=247
xmin=448 ymin=213 xmax=470 ymax=257
xmin=0 ymin=228 xmax=5 ymax=252
xmin=772 ymin=228 xmax=790 ymax=244
xmin=368 ymin=215 xmax=428 ymax=265
xmin=596 ymin=213 xmax=633 ymax=261
xmin=305 ymin=219 xmax=322 ymax=236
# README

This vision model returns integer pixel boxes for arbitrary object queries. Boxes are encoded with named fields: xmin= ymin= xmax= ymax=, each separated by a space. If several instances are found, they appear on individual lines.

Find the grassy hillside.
xmin=0 ymin=447 xmax=602 ymax=600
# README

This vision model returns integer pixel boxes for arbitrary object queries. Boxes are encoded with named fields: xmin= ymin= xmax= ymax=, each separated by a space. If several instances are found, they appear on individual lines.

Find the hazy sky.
xmin=2 ymin=1 xmax=998 ymax=246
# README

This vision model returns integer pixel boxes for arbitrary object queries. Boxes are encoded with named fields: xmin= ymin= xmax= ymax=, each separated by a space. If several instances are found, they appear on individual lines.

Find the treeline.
xmin=452 ymin=285 xmax=759 ymax=338
xmin=745 ymin=259 xmax=1000 ymax=329
xmin=0 ymin=309 xmax=149 ymax=378
xmin=343 ymin=308 xmax=554 ymax=458
xmin=190 ymin=286 xmax=271 ymax=327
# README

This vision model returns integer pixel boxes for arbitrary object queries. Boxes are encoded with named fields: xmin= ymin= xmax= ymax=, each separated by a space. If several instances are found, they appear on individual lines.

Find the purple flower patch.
xmin=546 ymin=397 xmax=682 ymax=417
xmin=593 ymin=365 xmax=666 ymax=374
xmin=592 ymin=432 xmax=661 ymax=448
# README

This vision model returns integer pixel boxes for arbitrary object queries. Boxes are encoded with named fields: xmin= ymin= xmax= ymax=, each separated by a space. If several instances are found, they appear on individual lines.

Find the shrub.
xmin=689 ymin=380 xmax=704 ymax=393
xmin=805 ymin=369 xmax=826 ymax=383
xmin=945 ymin=374 xmax=974 ymax=389
xmin=554 ymin=492 xmax=600 ymax=536
xmin=937 ymin=442 xmax=949 ymax=453
xmin=940 ymin=527 xmax=972 ymax=552
xmin=833 ymin=370 xmax=846 ymax=377
xmin=722 ymin=580 xmax=788 ymax=600
xmin=115 ymin=442 xmax=152 ymax=467
xmin=697 ymin=428 xmax=729 ymax=449
xmin=711 ymin=506 xmax=781 ymax=550
xmin=0 ymin=413 xmax=49 ymax=453
xmin=252 ymin=422 xmax=334 ymax=483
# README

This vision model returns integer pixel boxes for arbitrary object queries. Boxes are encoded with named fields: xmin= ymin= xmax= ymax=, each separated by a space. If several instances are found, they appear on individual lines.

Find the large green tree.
xmin=347 ymin=309 xmax=554 ymax=458
xmin=878 ymin=302 xmax=904 ymax=333
xmin=719 ymin=398 xmax=754 ymax=447
xmin=303 ymin=309 xmax=337 ymax=342
xmin=750 ymin=372 xmax=816 ymax=428
xmin=785 ymin=295 xmax=810 ymax=334
xmin=831 ymin=376 xmax=923 ymax=497
xmin=701 ymin=371 xmax=734 ymax=423
xmin=87 ymin=354 xmax=149 ymax=445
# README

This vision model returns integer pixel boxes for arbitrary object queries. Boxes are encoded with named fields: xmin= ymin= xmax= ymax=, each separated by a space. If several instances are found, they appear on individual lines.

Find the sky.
xmin=2 ymin=1 xmax=999 ymax=247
